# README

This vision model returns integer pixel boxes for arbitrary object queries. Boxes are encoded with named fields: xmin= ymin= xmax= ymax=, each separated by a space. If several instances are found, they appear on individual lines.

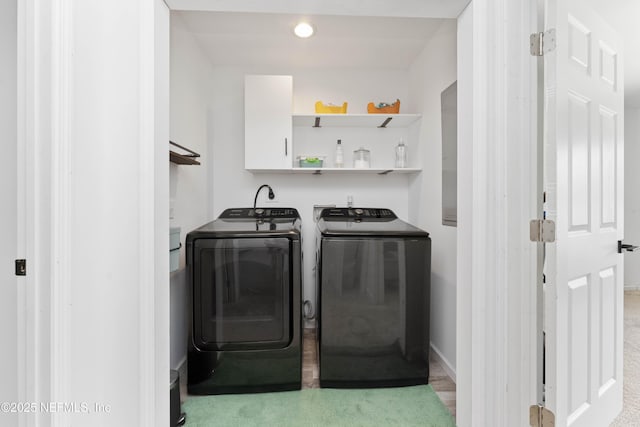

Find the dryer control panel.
xmin=220 ymin=208 xmax=300 ymax=220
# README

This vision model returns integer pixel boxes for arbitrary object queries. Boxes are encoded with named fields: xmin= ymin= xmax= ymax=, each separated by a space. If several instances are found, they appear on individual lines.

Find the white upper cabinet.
xmin=244 ymin=75 xmax=293 ymax=170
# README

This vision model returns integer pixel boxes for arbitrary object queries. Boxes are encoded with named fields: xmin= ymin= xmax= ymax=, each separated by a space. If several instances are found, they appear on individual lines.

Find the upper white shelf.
xmin=292 ymin=114 xmax=421 ymax=128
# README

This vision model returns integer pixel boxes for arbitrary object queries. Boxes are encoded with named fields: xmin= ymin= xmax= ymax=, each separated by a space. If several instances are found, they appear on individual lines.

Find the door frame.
xmin=17 ymin=0 xmax=170 ymax=425
xmin=1 ymin=0 xmax=19 ymax=424
xmin=164 ymin=1 xmax=540 ymax=425
xmin=17 ymin=2 xmax=54 ymax=424
xmin=16 ymin=0 xmax=539 ymax=425
xmin=457 ymin=0 xmax=539 ymax=425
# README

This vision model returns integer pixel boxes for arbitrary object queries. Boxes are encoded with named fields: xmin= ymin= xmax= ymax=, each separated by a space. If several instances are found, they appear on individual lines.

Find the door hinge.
xmin=530 ymin=404 xmax=555 ymax=427
xmin=530 ymin=219 xmax=556 ymax=243
xmin=15 ymin=259 xmax=26 ymax=276
xmin=530 ymin=29 xmax=556 ymax=56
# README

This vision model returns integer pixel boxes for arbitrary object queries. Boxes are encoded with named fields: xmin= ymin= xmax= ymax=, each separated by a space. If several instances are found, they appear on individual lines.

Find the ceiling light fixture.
xmin=294 ymin=22 xmax=314 ymax=38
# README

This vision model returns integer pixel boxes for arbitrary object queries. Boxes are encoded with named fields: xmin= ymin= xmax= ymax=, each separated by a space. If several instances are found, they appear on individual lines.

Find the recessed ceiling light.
xmin=294 ymin=22 xmax=314 ymax=38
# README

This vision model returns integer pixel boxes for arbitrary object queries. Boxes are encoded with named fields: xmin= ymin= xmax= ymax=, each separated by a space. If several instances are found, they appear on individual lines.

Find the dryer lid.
xmin=186 ymin=208 xmax=301 ymax=240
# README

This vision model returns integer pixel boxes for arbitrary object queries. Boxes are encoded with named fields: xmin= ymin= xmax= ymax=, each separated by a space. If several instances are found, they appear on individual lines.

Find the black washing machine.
xmin=316 ymin=207 xmax=431 ymax=388
xmin=186 ymin=207 xmax=302 ymax=394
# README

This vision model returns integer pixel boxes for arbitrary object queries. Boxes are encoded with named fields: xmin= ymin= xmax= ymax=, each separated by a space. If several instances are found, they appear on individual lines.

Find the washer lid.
xmin=317 ymin=207 xmax=429 ymax=237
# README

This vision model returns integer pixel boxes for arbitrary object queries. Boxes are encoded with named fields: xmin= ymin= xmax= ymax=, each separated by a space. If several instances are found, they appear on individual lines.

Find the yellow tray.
xmin=315 ymin=101 xmax=348 ymax=114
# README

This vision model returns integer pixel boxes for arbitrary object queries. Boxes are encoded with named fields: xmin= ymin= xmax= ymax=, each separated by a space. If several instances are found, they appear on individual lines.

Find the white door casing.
xmin=0 ymin=0 xmax=18 ymax=424
xmin=16 ymin=0 xmax=171 ymax=425
xmin=543 ymin=0 xmax=624 ymax=425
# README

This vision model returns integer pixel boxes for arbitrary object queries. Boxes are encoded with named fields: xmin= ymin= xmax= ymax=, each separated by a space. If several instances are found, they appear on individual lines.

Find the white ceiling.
xmin=173 ymin=11 xmax=447 ymax=69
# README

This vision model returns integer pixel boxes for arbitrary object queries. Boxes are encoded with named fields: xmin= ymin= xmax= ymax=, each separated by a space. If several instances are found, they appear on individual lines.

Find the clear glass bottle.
xmin=395 ymin=139 xmax=407 ymax=168
xmin=335 ymin=139 xmax=344 ymax=168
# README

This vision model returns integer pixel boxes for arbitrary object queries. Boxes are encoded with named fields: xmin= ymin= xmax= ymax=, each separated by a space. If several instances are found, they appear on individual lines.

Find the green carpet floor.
xmin=182 ymin=385 xmax=456 ymax=427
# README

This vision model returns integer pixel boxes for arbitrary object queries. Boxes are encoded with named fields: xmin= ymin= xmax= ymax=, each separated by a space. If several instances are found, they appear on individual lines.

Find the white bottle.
xmin=335 ymin=139 xmax=344 ymax=168
xmin=395 ymin=139 xmax=407 ymax=168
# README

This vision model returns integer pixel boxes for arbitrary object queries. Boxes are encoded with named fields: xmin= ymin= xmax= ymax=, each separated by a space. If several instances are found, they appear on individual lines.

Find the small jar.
xmin=353 ymin=147 xmax=371 ymax=168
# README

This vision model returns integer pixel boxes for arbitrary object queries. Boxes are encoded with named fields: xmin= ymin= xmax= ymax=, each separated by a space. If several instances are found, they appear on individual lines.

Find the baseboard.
xmin=170 ymin=267 xmax=186 ymax=284
xmin=175 ymin=355 xmax=187 ymax=377
xmin=304 ymin=320 xmax=316 ymax=329
xmin=625 ymin=286 xmax=640 ymax=291
xmin=430 ymin=343 xmax=456 ymax=384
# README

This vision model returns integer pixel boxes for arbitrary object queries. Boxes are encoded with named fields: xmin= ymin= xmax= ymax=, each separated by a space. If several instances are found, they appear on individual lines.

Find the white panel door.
xmin=0 ymin=0 xmax=18 ymax=424
xmin=543 ymin=0 xmax=624 ymax=426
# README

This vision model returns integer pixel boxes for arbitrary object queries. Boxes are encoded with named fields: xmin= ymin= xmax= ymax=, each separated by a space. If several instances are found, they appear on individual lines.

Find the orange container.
xmin=367 ymin=99 xmax=400 ymax=114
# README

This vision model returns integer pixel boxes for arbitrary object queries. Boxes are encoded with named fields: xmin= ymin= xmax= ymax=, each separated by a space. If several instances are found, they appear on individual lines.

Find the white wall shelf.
xmin=248 ymin=167 xmax=421 ymax=175
xmin=292 ymin=113 xmax=421 ymax=128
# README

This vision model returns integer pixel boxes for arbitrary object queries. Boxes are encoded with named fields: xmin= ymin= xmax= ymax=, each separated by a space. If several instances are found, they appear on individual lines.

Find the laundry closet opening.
xmin=167 ymin=3 xmax=471 ymax=408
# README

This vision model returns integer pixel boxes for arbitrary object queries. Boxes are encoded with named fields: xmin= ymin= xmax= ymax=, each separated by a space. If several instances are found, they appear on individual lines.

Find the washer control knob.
xmin=354 ymin=208 xmax=364 ymax=216
xmin=254 ymin=208 xmax=265 ymax=216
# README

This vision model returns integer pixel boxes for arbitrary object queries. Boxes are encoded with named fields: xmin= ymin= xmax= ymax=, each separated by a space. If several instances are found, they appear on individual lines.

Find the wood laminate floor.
xmin=302 ymin=329 xmax=457 ymax=419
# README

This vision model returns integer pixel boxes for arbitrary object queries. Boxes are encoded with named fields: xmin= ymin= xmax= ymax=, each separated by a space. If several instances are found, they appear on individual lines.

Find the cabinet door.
xmin=244 ymin=75 xmax=292 ymax=170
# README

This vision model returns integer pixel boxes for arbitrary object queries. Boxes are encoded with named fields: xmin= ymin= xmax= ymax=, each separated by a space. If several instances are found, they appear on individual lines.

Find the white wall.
xmin=169 ymin=14 xmax=213 ymax=369
xmin=625 ymin=108 xmax=640 ymax=288
xmin=0 ymin=0 xmax=18 ymax=423
xmin=407 ymin=20 xmax=458 ymax=377
xmin=208 ymin=66 xmax=416 ymax=321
